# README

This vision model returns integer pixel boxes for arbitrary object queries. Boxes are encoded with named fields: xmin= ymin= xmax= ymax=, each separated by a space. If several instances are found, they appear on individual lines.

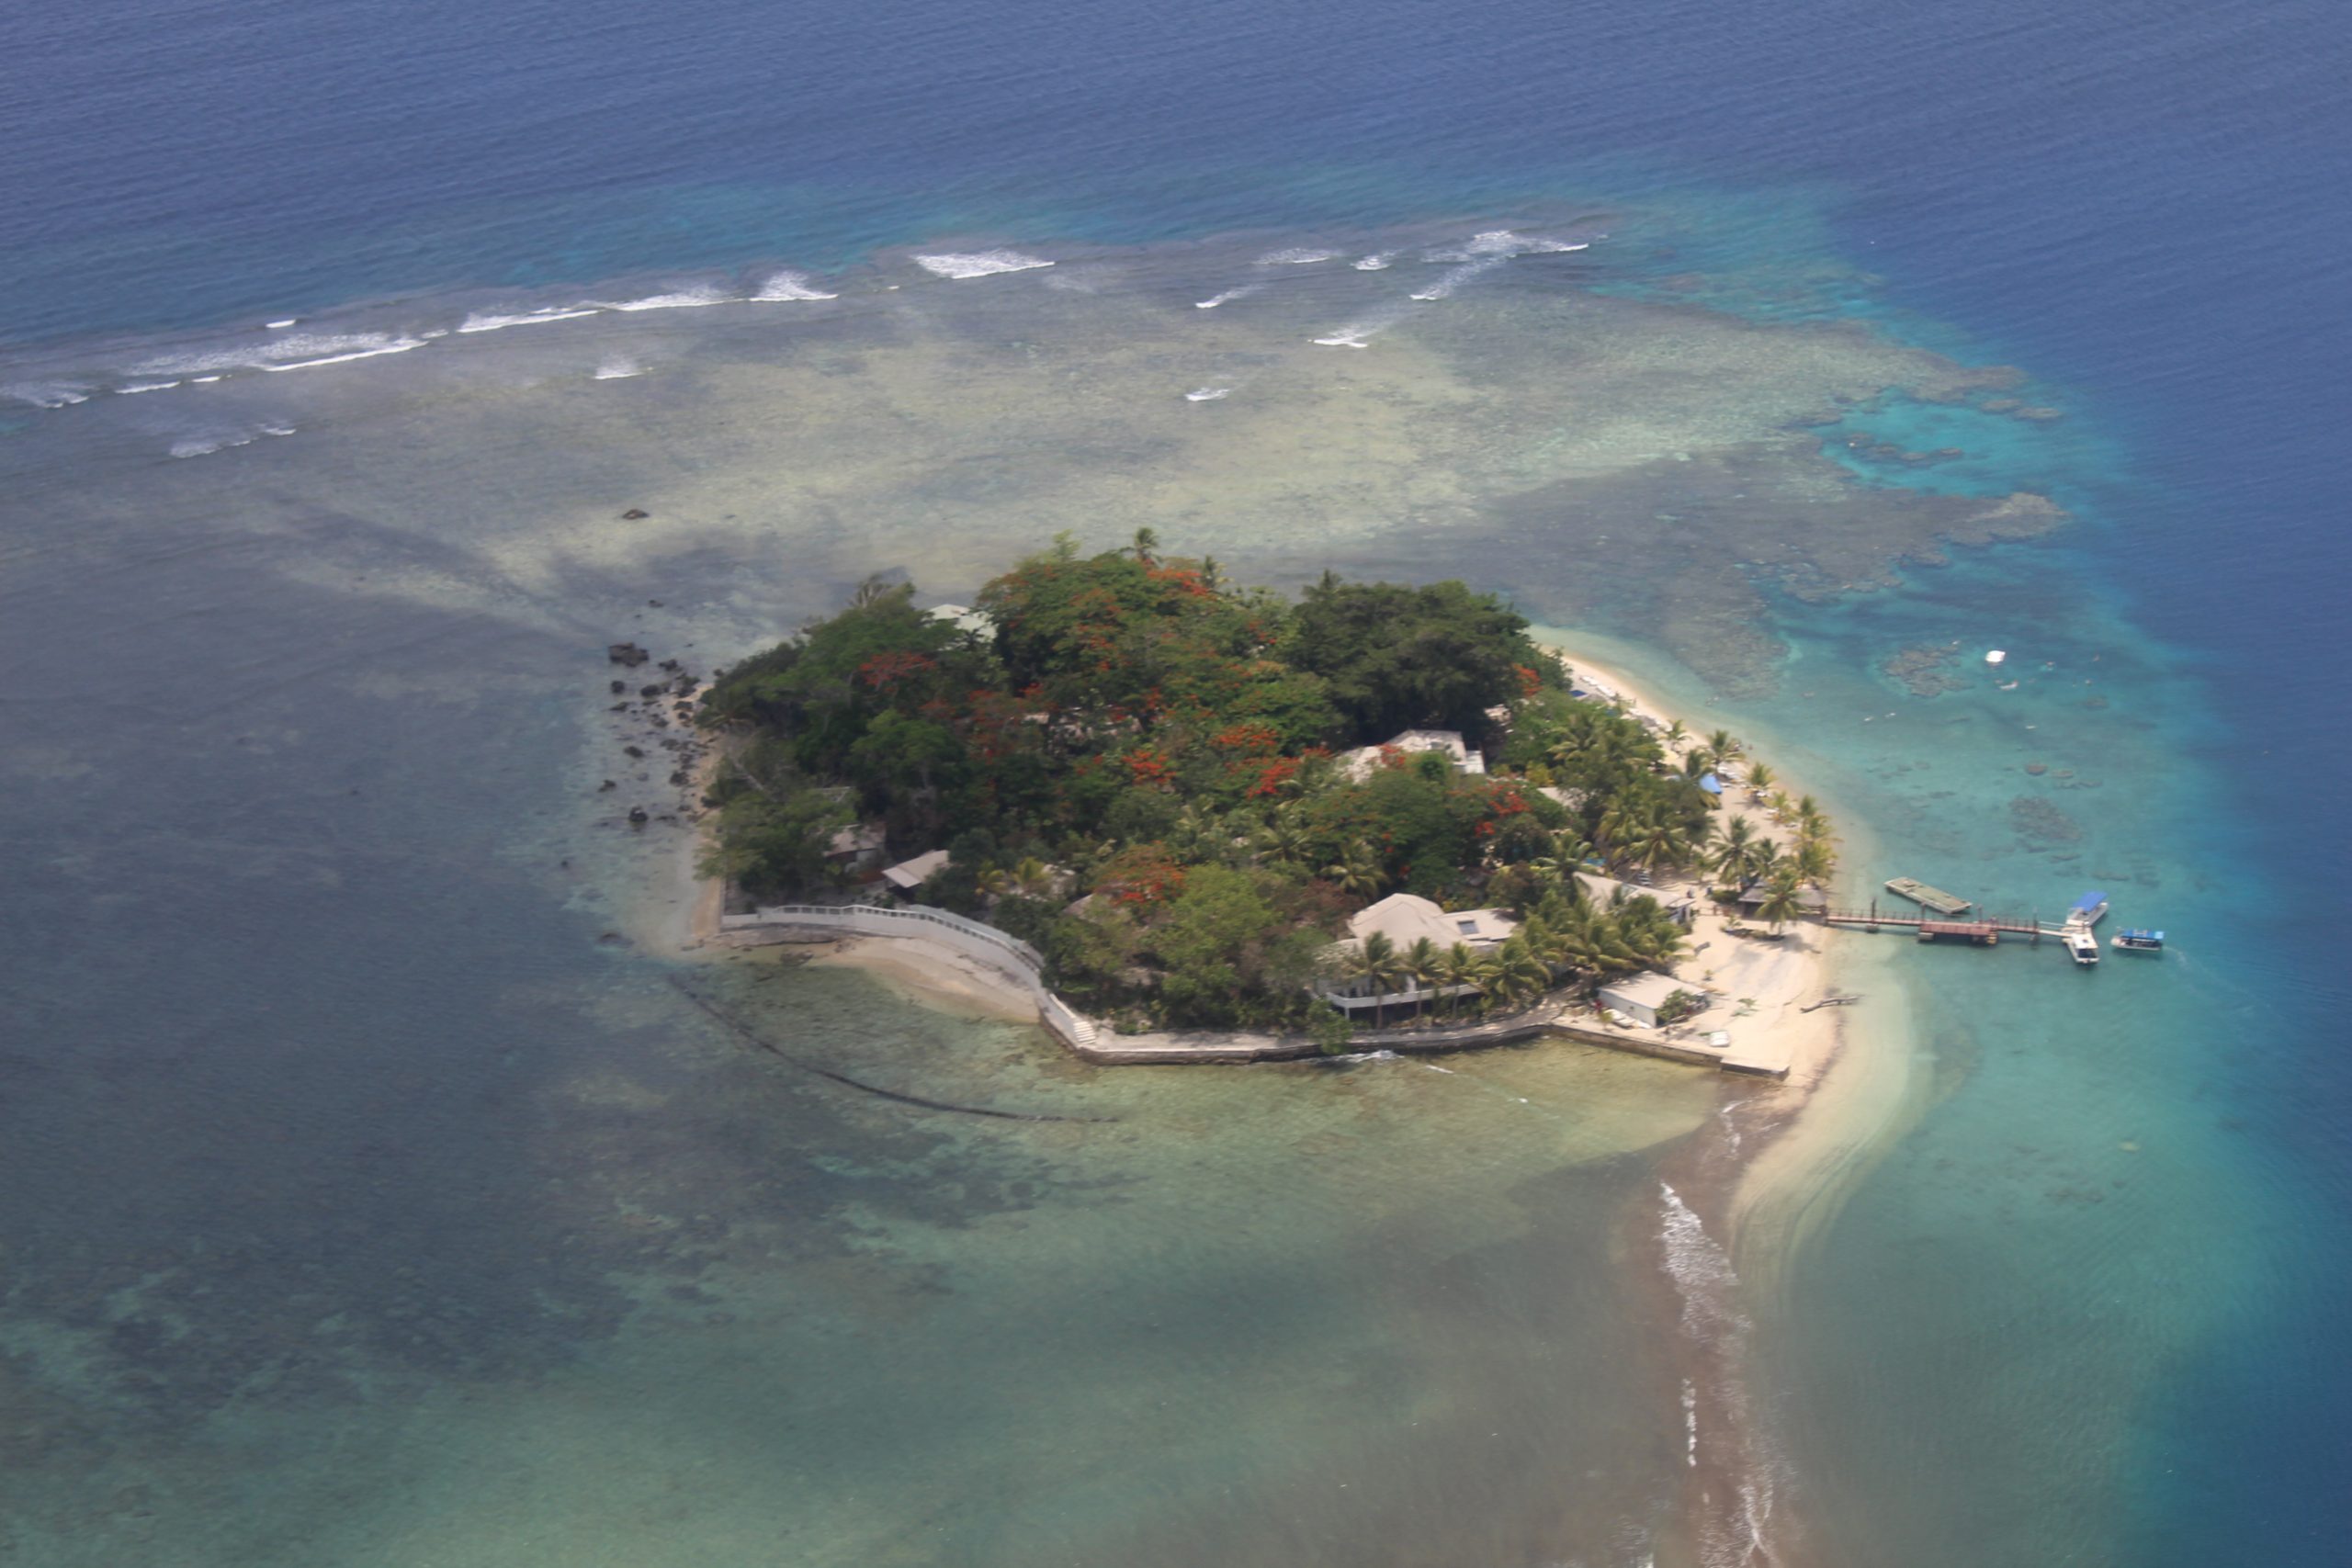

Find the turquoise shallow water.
xmin=2 ymin=96 xmax=2346 ymax=1562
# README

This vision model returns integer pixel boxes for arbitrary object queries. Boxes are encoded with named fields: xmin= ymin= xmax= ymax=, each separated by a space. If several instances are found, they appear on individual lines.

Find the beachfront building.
xmin=880 ymin=849 xmax=950 ymax=893
xmin=1314 ymin=893 xmax=1516 ymax=1015
xmin=1596 ymin=970 xmax=1698 ymax=1030
xmin=824 ymin=823 xmax=888 ymax=876
xmin=1338 ymin=728 xmax=1487 ymax=782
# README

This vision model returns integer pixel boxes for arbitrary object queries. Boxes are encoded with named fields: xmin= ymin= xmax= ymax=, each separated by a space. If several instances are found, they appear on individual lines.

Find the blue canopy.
xmin=1698 ymin=773 xmax=1723 ymax=795
xmin=2072 ymin=890 xmax=2108 ymax=912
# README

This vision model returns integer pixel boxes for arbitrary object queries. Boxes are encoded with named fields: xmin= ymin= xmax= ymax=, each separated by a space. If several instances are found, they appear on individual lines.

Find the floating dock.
xmin=1884 ymin=877 xmax=1973 ymax=916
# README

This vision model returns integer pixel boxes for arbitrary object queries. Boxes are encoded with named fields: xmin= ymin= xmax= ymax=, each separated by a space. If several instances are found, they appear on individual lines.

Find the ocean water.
xmin=5 ymin=0 xmax=2349 ymax=1563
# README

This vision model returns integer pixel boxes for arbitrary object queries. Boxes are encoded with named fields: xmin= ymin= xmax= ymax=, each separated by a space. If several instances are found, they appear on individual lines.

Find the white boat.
xmin=2066 ymin=891 xmax=2109 ymax=927
xmin=2111 ymin=929 xmax=2165 ymax=954
xmin=2064 ymin=928 xmax=2101 ymax=966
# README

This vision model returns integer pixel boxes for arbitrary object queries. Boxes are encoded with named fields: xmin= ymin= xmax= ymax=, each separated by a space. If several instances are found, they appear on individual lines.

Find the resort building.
xmin=1314 ymin=893 xmax=1517 ymax=1015
xmin=1338 ymin=728 xmax=1487 ymax=782
xmin=824 ymin=823 xmax=888 ymax=876
xmin=1596 ymin=970 xmax=1697 ymax=1030
xmin=881 ymin=849 xmax=951 ymax=892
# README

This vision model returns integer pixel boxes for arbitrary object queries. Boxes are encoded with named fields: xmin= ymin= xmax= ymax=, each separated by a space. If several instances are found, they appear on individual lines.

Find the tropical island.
xmin=693 ymin=533 xmax=1836 ymax=1054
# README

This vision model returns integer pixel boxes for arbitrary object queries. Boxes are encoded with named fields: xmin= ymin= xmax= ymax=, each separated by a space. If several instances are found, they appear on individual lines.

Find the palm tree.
xmin=1796 ymin=795 xmax=1826 ymax=836
xmin=975 ymin=865 xmax=1011 ymax=900
xmin=1355 ymin=932 xmax=1407 ymax=1028
xmin=1325 ymin=841 xmax=1386 ymax=899
xmin=1008 ymin=856 xmax=1054 ymax=897
xmin=1743 ymin=760 xmax=1776 ymax=794
xmin=1765 ymin=789 xmax=1793 ymax=823
xmin=1754 ymin=871 xmax=1805 ymax=932
xmin=1623 ymin=816 xmax=1693 ymax=876
xmin=1710 ymin=816 xmax=1756 ymax=881
xmin=1401 ymin=937 xmax=1443 ymax=1021
xmin=1740 ymin=837 xmax=1784 ymax=886
xmin=1255 ymin=820 xmax=1312 ymax=869
xmin=1794 ymin=837 xmax=1836 ymax=886
xmin=1661 ymin=718 xmax=1690 ymax=752
xmin=1437 ymin=943 xmax=1481 ymax=1021
xmin=1486 ymin=937 xmax=1553 ymax=1012
xmin=1706 ymin=728 xmax=1740 ymax=762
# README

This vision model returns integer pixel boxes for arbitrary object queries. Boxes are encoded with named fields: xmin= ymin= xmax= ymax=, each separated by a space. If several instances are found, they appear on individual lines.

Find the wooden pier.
xmin=1826 ymin=899 xmax=2059 ymax=946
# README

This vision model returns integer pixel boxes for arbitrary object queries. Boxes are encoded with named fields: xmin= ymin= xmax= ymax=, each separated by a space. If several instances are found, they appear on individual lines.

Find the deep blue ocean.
xmin=5 ymin=0 xmax=2348 ymax=1562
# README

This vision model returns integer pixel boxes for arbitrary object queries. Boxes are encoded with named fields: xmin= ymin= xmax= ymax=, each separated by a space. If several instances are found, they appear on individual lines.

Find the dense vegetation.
xmin=697 ymin=535 xmax=1831 ymax=1035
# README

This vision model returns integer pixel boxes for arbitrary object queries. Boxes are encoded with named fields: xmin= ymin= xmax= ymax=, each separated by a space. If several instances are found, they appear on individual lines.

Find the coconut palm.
xmin=1794 ymin=837 xmax=1836 ymax=886
xmin=1354 ymin=932 xmax=1407 ymax=1028
xmin=1739 ymin=837 xmax=1784 ymax=887
xmin=1743 ymin=760 xmax=1776 ymax=794
xmin=1486 ymin=937 xmax=1554 ymax=1011
xmin=1661 ymin=718 xmax=1690 ymax=752
xmin=1706 ymin=728 xmax=1740 ymax=762
xmin=1437 ymin=943 xmax=1482 ymax=1021
xmin=1325 ymin=840 xmax=1387 ymax=899
xmin=1765 ymin=789 xmax=1794 ymax=823
xmin=1623 ymin=816 xmax=1693 ymax=876
xmin=1754 ymin=871 xmax=1806 ymax=932
xmin=1255 ymin=820 xmax=1312 ymax=869
xmin=974 ymin=864 xmax=1012 ymax=900
xmin=1008 ymin=856 xmax=1054 ymax=897
xmin=1710 ymin=816 xmax=1756 ymax=881
xmin=1401 ymin=937 xmax=1444 ymax=1021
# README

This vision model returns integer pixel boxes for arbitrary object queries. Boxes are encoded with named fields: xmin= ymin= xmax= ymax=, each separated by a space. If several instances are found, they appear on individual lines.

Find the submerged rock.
xmin=608 ymin=642 xmax=650 ymax=667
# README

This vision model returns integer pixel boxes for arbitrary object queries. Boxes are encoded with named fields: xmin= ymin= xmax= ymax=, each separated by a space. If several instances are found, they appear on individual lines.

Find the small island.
xmin=693 ymin=533 xmax=1837 ymax=1064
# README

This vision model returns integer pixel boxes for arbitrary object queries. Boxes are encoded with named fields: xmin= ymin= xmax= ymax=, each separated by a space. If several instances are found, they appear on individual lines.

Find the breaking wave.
xmin=912 ymin=250 xmax=1054 ymax=278
xmin=752 ymin=270 xmax=838 ymax=301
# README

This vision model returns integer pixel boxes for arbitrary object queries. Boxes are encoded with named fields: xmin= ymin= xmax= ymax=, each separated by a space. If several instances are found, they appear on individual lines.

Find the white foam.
xmin=266 ymin=319 xmax=299 ymax=330
xmin=1351 ymin=254 xmax=1394 ymax=270
xmin=170 ymin=433 xmax=254 ymax=458
xmin=192 ymin=375 xmax=222 ymax=384
xmin=912 ymin=250 xmax=1055 ymax=279
xmin=594 ymin=356 xmax=645 ymax=380
xmin=601 ymin=287 xmax=738 ymax=312
xmin=1255 ymin=246 xmax=1340 ymax=265
xmin=116 ymin=380 xmax=182 ymax=395
xmin=132 ymin=331 xmax=427 ymax=377
xmin=260 ymin=336 xmax=428 ymax=371
xmin=3 ymin=383 xmax=91 ymax=409
xmin=262 ymin=423 xmax=296 ymax=436
xmin=1183 ymin=387 xmax=1230 ymax=402
xmin=751 ymin=270 xmax=837 ymax=301
xmin=458 ymin=307 xmax=603 ymax=333
xmin=1310 ymin=326 xmax=1375 ymax=348
xmin=1194 ymin=286 xmax=1257 ymax=310
xmin=1658 ymin=1183 xmax=1748 ymax=1342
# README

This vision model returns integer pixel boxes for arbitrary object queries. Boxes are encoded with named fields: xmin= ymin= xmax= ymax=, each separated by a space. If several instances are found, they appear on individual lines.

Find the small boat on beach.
xmin=2111 ymin=929 xmax=2165 ymax=954
xmin=2064 ymin=928 xmax=2101 ymax=966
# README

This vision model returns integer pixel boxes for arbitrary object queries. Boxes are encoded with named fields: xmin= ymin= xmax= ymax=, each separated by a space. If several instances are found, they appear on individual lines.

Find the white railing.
xmin=722 ymin=902 xmax=1044 ymax=972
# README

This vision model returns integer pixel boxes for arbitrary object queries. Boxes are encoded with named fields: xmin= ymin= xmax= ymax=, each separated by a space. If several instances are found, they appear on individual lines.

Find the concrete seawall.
xmin=719 ymin=904 xmax=1785 ymax=1077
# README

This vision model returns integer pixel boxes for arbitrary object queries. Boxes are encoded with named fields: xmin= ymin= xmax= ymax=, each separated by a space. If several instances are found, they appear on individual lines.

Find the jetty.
xmin=1826 ymin=899 xmax=2059 ymax=944
xmin=1883 ymin=877 xmax=1973 ymax=916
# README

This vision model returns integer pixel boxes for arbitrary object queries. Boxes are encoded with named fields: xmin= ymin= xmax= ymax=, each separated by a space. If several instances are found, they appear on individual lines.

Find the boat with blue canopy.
xmin=2110 ymin=929 xmax=2165 ymax=953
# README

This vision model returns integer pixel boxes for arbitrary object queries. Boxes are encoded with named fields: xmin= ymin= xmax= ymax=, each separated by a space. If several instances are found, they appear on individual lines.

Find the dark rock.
xmin=608 ymin=642 xmax=650 ymax=667
xmin=627 ymin=807 xmax=650 ymax=826
xmin=624 ymin=745 xmax=645 ymax=759
xmin=598 ymin=780 xmax=616 ymax=792
xmin=668 ymin=770 xmax=688 ymax=785
xmin=648 ymin=599 xmax=663 ymax=607
xmin=621 ymin=508 xmax=650 ymax=520
xmin=658 ymin=659 xmax=680 ymax=672
xmin=640 ymin=683 xmax=662 ymax=698
xmin=609 ymin=680 xmax=627 ymax=694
